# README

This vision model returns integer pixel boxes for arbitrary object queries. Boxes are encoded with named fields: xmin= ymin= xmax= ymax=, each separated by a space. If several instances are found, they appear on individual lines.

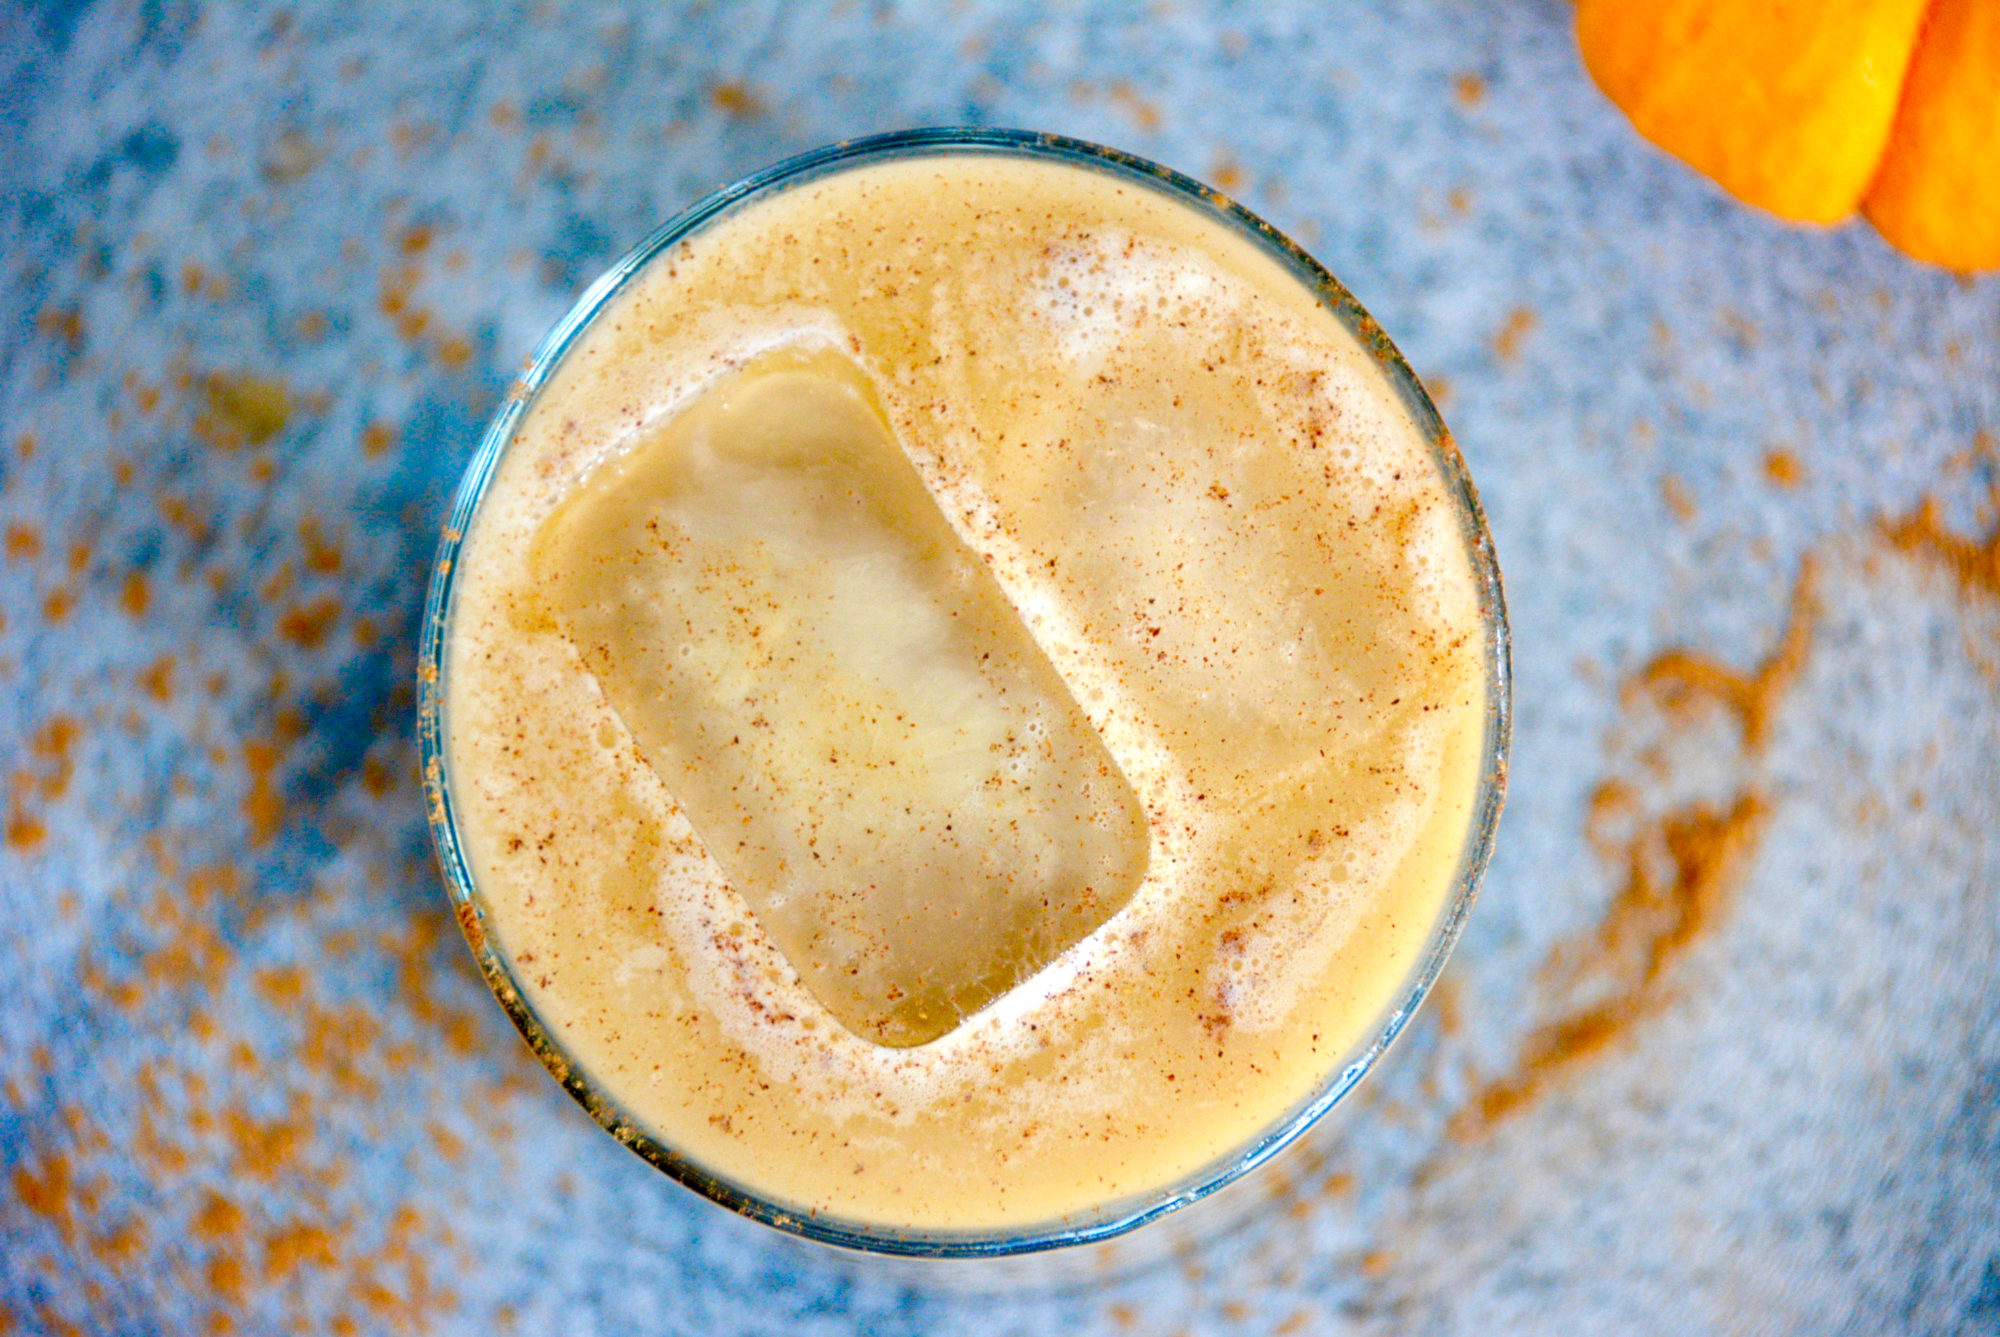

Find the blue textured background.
xmin=3 ymin=2 xmax=1997 ymax=1333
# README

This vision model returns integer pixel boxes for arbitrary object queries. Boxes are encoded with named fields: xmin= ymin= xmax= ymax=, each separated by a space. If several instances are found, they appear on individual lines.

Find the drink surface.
xmin=445 ymin=150 xmax=1488 ymax=1232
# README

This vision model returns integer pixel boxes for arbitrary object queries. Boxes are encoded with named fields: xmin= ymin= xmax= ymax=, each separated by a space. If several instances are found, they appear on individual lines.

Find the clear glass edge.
xmin=416 ymin=126 xmax=1513 ymax=1260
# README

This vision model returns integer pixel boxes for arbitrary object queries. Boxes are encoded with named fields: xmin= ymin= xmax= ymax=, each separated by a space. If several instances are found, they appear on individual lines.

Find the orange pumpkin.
xmin=1576 ymin=0 xmax=2000 ymax=271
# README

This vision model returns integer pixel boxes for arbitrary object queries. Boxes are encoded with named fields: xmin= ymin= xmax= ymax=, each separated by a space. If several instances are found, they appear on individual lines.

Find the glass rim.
xmin=417 ymin=126 xmax=1512 ymax=1260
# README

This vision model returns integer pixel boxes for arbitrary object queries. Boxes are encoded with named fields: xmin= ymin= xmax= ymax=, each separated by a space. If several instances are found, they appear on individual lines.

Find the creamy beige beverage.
xmin=441 ymin=146 xmax=1491 ymax=1234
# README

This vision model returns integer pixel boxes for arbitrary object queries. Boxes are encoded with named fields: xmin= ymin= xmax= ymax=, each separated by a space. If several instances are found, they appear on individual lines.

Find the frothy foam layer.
xmin=445 ymin=152 xmax=1488 ymax=1231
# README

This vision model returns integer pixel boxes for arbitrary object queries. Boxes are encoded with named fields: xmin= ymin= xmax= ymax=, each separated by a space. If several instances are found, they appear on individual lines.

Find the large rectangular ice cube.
xmin=530 ymin=348 xmax=1148 ymax=1046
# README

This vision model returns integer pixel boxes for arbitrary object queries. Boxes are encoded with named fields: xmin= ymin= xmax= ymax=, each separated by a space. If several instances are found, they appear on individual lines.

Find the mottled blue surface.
xmin=3 ymin=2 xmax=1998 ymax=1334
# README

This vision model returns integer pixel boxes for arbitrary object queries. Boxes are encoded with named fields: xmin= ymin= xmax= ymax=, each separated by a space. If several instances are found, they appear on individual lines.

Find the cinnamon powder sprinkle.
xmin=1881 ymin=453 xmax=2000 ymax=600
xmin=1762 ymin=448 xmax=1805 ymax=489
xmin=120 ymin=570 xmax=151 ymax=617
xmin=242 ymin=741 xmax=283 ymax=844
xmin=1491 ymin=307 xmax=1536 ymax=364
xmin=278 ymin=596 xmax=341 ymax=649
xmin=1454 ymin=794 xmax=1770 ymax=1136
xmin=1454 ymin=557 xmax=1818 ymax=1136
xmin=4 ymin=523 xmax=41 ymax=561
xmin=708 ymin=81 xmax=762 ymax=117
xmin=7 ymin=715 xmax=82 ymax=850
xmin=8 ymin=828 xmax=498 ymax=1334
xmin=1632 ymin=554 xmax=1819 ymax=752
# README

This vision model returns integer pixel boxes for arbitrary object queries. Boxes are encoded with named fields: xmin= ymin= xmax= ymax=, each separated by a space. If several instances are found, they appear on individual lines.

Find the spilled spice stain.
xmin=1881 ymin=448 xmax=2000 ymax=600
xmin=1455 ymin=795 xmax=1770 ymax=1135
xmin=436 ymin=336 xmax=474 ymax=372
xmin=1108 ymin=80 xmax=1163 ymax=132
xmin=7 ymin=715 xmax=82 ymax=851
xmin=361 ymin=422 xmax=396 ymax=458
xmin=299 ymin=518 xmax=343 ymax=575
xmin=1584 ymin=778 xmax=1638 ymax=860
xmin=1762 ymin=447 xmax=1805 ymax=489
xmin=192 ymin=1190 xmax=246 ymax=1241
xmin=360 ymin=755 xmax=395 ymax=798
xmin=376 ymin=248 xmax=475 ymax=370
xmin=207 ymin=1250 xmax=250 ymax=1307
xmin=378 ymin=263 xmax=428 ymax=340
xmin=1453 ymin=72 xmax=1486 ymax=106
xmin=1491 ymin=306 xmax=1536 ymax=364
xmin=4 ymin=523 xmax=42 ymax=560
xmin=242 ymin=741 xmax=283 ymax=844
xmin=6 ymin=820 xmax=501 ymax=1333
xmin=1633 ymin=555 xmax=1819 ymax=751
xmin=1659 ymin=474 xmax=1695 ymax=523
xmin=263 ymin=1222 xmax=341 ymax=1280
xmin=119 ymin=571 xmax=151 ymax=617
xmin=37 ymin=306 xmax=84 ymax=352
xmin=13 ymin=1151 xmax=76 ymax=1245
xmin=279 ymin=596 xmax=341 ymax=650
xmin=197 ymin=374 xmax=291 ymax=449
xmin=1210 ymin=157 xmax=1246 ymax=194
xmin=708 ymin=81 xmax=762 ymax=117
xmin=1453 ymin=557 xmax=1818 ymax=1137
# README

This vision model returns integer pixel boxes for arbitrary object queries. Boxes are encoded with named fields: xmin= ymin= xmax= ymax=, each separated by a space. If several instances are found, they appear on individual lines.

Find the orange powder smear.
xmin=11 ymin=830 xmax=500 ymax=1334
xmin=1455 ymin=794 xmax=1770 ymax=1135
xmin=7 ymin=715 xmax=83 ymax=851
xmin=13 ymin=1152 xmax=77 ymax=1246
xmin=263 ymin=1222 xmax=342 ymax=1281
xmin=1454 ymin=558 xmax=1818 ymax=1136
xmin=4 ymin=524 xmax=41 ymax=560
xmin=1881 ymin=444 xmax=2000 ymax=600
xmin=1762 ymin=448 xmax=1806 ymax=489
xmin=709 ymin=82 xmax=762 ymax=116
xmin=278 ymin=596 xmax=341 ymax=649
xmin=242 ymin=742 xmax=283 ymax=844
xmin=120 ymin=571 xmax=151 ymax=617
xmin=1492 ymin=306 xmax=1536 ymax=363
xmin=1107 ymin=80 xmax=1164 ymax=132
xmin=138 ymin=656 xmax=176 ymax=701
xmin=192 ymin=1191 xmax=247 ymax=1241
xmin=300 ymin=518 xmax=343 ymax=575
xmin=1631 ymin=554 xmax=1819 ymax=751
